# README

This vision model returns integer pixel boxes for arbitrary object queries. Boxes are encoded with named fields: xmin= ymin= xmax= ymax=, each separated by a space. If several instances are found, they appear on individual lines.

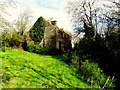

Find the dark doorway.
xmin=59 ymin=41 xmax=62 ymax=51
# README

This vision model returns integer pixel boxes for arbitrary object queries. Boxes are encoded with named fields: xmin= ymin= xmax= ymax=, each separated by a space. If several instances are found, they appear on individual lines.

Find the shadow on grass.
xmin=28 ymin=65 xmax=73 ymax=88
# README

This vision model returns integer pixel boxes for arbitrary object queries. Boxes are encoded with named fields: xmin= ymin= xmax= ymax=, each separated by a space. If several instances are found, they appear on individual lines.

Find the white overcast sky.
xmin=5 ymin=0 xmax=73 ymax=33
xmin=2 ymin=0 xmax=119 ymax=33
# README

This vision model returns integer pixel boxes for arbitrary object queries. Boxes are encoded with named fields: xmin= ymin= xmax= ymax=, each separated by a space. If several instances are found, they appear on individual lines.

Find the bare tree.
xmin=0 ymin=0 xmax=15 ymax=13
xmin=0 ymin=0 xmax=16 ymax=31
xmin=102 ymin=0 xmax=120 ymax=50
xmin=0 ymin=0 xmax=33 ymax=35
xmin=14 ymin=9 xmax=33 ymax=35
xmin=66 ymin=0 xmax=100 ymax=38
xmin=102 ymin=0 xmax=120 ymax=33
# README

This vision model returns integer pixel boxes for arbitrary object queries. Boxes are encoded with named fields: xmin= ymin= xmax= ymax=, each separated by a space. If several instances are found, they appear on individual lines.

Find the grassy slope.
xmin=2 ymin=49 xmax=94 ymax=88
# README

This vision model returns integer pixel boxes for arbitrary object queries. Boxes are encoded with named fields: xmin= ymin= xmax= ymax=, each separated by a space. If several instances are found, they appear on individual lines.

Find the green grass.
xmin=1 ymin=49 xmax=95 ymax=88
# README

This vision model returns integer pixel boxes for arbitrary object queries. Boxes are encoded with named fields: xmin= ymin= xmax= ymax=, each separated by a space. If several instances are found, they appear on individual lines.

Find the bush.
xmin=79 ymin=60 xmax=115 ymax=88
xmin=62 ymin=51 xmax=115 ymax=88
xmin=1 ymin=46 xmax=5 ymax=52
xmin=26 ymin=44 xmax=61 ymax=55
xmin=62 ymin=51 xmax=90 ymax=67
xmin=62 ymin=52 xmax=73 ymax=64
xmin=1 ymin=30 xmax=24 ymax=48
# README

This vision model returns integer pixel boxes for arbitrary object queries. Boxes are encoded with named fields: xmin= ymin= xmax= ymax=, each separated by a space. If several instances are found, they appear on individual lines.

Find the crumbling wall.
xmin=56 ymin=30 xmax=72 ymax=52
xmin=40 ymin=20 xmax=72 ymax=52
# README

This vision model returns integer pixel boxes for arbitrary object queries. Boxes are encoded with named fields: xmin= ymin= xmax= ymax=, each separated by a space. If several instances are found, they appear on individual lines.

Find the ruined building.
xmin=40 ymin=20 xmax=72 ymax=52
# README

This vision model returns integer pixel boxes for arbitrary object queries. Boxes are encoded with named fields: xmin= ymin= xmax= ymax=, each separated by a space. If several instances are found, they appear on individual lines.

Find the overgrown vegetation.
xmin=29 ymin=16 xmax=46 ymax=44
xmin=62 ymin=51 xmax=115 ymax=88
xmin=0 ymin=0 xmax=120 ymax=89
xmin=66 ymin=0 xmax=120 ymax=88
xmin=26 ymin=44 xmax=61 ymax=55
xmin=1 ymin=30 xmax=24 ymax=48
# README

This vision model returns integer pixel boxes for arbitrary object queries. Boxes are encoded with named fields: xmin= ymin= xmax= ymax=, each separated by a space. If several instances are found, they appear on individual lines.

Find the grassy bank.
xmin=1 ymin=49 xmax=95 ymax=88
